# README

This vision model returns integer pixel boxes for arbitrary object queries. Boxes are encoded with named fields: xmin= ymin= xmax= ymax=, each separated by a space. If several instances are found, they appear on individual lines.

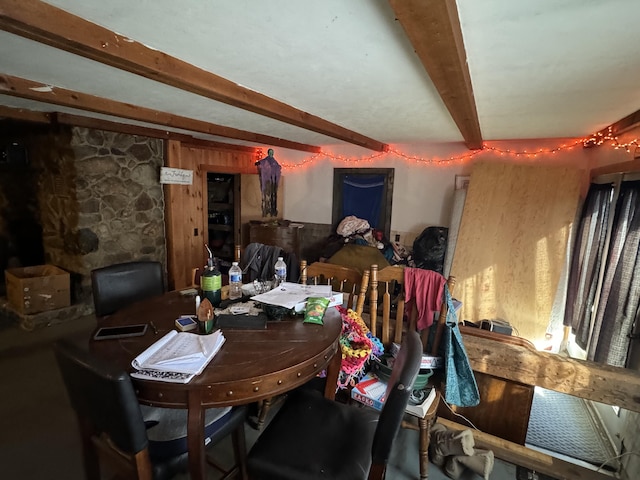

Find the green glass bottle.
xmin=201 ymin=245 xmax=222 ymax=307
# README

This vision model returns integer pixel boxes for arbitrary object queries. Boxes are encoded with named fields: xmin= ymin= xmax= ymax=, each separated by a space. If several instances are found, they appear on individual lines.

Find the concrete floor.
xmin=0 ymin=314 xmax=519 ymax=479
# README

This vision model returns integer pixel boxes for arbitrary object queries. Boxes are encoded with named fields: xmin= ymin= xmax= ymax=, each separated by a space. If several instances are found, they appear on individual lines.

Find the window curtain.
xmin=565 ymin=179 xmax=640 ymax=367
xmin=564 ymin=183 xmax=614 ymax=348
xmin=342 ymin=174 xmax=385 ymax=229
xmin=589 ymin=181 xmax=640 ymax=366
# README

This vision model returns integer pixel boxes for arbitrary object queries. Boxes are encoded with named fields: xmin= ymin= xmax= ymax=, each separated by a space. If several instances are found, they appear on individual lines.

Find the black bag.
xmin=412 ymin=226 xmax=448 ymax=274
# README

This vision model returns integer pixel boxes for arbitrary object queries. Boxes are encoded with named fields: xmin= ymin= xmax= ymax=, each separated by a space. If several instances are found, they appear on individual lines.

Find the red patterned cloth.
xmin=404 ymin=267 xmax=446 ymax=330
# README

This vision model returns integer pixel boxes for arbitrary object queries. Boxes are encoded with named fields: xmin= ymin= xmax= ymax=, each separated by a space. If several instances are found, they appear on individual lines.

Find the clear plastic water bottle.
xmin=228 ymin=261 xmax=242 ymax=300
xmin=274 ymin=256 xmax=287 ymax=286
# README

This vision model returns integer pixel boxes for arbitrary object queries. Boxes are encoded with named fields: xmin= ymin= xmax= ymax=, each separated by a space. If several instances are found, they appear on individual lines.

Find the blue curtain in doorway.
xmin=342 ymin=174 xmax=385 ymax=228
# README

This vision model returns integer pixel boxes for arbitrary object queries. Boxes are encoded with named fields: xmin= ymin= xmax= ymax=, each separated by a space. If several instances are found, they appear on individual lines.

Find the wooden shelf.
xmin=206 ymin=172 xmax=239 ymax=266
xmin=208 ymin=202 xmax=233 ymax=209
xmin=208 ymin=224 xmax=233 ymax=232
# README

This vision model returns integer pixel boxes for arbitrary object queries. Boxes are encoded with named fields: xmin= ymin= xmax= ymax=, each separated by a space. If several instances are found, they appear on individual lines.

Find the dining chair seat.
xmin=54 ymin=340 xmax=248 ymax=480
xmin=141 ymin=405 xmax=241 ymax=460
xmin=247 ymin=330 xmax=422 ymax=480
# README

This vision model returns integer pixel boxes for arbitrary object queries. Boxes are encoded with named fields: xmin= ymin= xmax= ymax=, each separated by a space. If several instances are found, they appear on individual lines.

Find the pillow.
xmin=327 ymin=244 xmax=390 ymax=274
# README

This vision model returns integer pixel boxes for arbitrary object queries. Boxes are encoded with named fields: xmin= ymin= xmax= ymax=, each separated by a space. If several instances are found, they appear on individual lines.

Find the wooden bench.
xmin=438 ymin=329 xmax=640 ymax=480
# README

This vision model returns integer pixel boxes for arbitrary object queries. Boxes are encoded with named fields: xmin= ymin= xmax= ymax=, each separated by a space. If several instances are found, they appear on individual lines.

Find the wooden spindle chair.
xmin=299 ymin=260 xmax=369 ymax=315
xmin=253 ymin=260 xmax=371 ymax=431
xmin=367 ymin=264 xmax=456 ymax=480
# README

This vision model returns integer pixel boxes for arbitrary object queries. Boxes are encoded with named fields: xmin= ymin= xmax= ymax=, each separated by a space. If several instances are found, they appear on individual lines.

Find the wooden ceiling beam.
xmin=0 ymin=104 xmax=51 ymax=123
xmin=0 ymin=73 xmax=320 ymax=153
xmin=0 ymin=0 xmax=387 ymax=152
xmin=0 ymin=104 xmax=258 ymax=153
xmin=54 ymin=113 xmax=258 ymax=154
xmin=388 ymin=0 xmax=483 ymax=150
xmin=598 ymin=108 xmax=640 ymax=137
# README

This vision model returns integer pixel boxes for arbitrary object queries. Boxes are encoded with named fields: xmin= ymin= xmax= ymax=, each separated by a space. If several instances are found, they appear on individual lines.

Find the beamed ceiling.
xmin=0 ymin=0 xmax=639 ymax=154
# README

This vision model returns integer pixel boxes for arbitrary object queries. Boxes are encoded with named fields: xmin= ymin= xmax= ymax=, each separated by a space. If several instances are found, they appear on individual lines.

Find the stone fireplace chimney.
xmin=1 ymin=122 xmax=167 ymax=321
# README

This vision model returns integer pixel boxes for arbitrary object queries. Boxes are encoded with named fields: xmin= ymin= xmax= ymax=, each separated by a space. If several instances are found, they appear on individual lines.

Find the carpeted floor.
xmin=526 ymin=387 xmax=618 ymax=471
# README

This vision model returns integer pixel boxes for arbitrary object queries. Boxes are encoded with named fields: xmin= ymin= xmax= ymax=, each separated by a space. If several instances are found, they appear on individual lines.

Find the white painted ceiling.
xmin=1 ymin=0 xmax=639 ymax=151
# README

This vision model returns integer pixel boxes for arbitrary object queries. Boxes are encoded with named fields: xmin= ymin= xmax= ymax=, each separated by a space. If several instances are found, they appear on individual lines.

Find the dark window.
xmin=332 ymin=168 xmax=394 ymax=239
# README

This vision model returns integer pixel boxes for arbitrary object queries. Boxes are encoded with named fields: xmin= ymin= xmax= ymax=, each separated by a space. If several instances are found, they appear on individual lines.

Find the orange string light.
xmin=275 ymin=130 xmax=639 ymax=170
xmin=583 ymin=126 xmax=640 ymax=152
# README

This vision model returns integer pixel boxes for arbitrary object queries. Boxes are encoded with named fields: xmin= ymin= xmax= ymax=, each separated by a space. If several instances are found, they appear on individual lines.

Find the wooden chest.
xmin=249 ymin=223 xmax=302 ymax=258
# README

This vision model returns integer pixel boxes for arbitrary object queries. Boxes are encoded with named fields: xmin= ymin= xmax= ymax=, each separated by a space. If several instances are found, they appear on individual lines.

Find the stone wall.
xmin=71 ymin=128 xmax=167 ymax=304
xmin=11 ymin=125 xmax=166 ymax=310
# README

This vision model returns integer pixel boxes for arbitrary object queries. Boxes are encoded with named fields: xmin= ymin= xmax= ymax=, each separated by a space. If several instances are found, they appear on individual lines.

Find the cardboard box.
xmin=5 ymin=265 xmax=70 ymax=314
xmin=351 ymin=372 xmax=437 ymax=418
xmin=389 ymin=342 xmax=443 ymax=369
xmin=351 ymin=373 xmax=388 ymax=411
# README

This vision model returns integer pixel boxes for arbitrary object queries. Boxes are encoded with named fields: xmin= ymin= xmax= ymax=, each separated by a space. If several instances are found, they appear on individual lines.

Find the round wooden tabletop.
xmin=90 ymin=291 xmax=342 ymax=408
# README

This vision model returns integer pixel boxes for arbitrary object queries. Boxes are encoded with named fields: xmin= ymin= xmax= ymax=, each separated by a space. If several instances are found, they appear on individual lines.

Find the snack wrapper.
xmin=303 ymin=297 xmax=330 ymax=325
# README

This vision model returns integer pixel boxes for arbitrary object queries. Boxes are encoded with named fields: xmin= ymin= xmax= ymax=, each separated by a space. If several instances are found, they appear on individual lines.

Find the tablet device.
xmin=93 ymin=324 xmax=148 ymax=340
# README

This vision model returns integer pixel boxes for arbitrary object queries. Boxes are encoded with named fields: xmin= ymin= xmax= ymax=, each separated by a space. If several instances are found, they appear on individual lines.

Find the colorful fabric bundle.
xmin=337 ymin=306 xmax=384 ymax=389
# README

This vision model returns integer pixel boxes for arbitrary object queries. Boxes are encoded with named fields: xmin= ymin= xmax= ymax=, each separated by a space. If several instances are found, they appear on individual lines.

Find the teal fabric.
xmin=441 ymin=287 xmax=480 ymax=407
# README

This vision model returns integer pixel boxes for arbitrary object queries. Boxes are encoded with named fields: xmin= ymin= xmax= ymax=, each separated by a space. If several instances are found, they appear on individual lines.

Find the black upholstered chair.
xmin=54 ymin=340 xmax=248 ymax=480
xmin=91 ymin=261 xmax=164 ymax=318
xmin=246 ymin=330 xmax=422 ymax=480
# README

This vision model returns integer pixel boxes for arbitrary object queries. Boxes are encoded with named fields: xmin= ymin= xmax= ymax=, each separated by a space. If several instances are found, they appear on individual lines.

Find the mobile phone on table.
xmin=93 ymin=324 xmax=148 ymax=340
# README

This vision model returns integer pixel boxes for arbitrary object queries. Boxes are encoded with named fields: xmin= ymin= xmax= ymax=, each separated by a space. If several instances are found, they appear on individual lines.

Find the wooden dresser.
xmin=248 ymin=222 xmax=303 ymax=258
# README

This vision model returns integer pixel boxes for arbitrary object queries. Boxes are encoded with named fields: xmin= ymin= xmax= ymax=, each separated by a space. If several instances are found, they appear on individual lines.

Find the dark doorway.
xmin=332 ymin=168 xmax=394 ymax=239
xmin=0 ymin=133 xmax=45 ymax=296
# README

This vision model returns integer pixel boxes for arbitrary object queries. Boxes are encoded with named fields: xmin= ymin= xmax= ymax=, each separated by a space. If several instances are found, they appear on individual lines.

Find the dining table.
xmin=89 ymin=290 xmax=343 ymax=480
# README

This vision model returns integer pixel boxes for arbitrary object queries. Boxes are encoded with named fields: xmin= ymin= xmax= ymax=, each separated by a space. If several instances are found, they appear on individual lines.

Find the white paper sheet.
xmin=250 ymin=282 xmax=332 ymax=309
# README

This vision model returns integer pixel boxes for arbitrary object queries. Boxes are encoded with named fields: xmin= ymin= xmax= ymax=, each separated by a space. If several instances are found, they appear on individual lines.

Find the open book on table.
xmin=130 ymin=329 xmax=225 ymax=383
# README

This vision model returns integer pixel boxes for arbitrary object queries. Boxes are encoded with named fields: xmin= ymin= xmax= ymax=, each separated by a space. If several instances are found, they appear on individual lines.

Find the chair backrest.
xmin=91 ymin=261 xmax=164 ymax=317
xmin=369 ymin=330 xmax=422 ymax=478
xmin=368 ymin=265 xmax=406 ymax=347
xmin=300 ymin=260 xmax=370 ymax=315
xmin=54 ymin=340 xmax=152 ymax=479
xmin=241 ymin=243 xmax=282 ymax=282
xmin=368 ymin=264 xmax=455 ymax=353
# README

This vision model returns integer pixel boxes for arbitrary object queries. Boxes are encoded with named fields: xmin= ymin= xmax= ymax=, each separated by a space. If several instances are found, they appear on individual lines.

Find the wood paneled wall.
xmin=164 ymin=141 xmax=256 ymax=290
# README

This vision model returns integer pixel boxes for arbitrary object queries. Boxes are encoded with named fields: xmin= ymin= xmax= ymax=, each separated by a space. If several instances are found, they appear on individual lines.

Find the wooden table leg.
xmin=419 ymin=415 xmax=431 ymax=479
xmin=323 ymin=343 xmax=341 ymax=400
xmin=255 ymin=397 xmax=273 ymax=431
xmin=187 ymin=390 xmax=206 ymax=480
xmin=419 ymin=392 xmax=440 ymax=479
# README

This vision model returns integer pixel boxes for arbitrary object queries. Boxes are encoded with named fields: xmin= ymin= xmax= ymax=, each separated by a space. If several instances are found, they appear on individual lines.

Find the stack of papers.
xmin=250 ymin=281 xmax=343 ymax=312
xmin=130 ymin=330 xmax=225 ymax=383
